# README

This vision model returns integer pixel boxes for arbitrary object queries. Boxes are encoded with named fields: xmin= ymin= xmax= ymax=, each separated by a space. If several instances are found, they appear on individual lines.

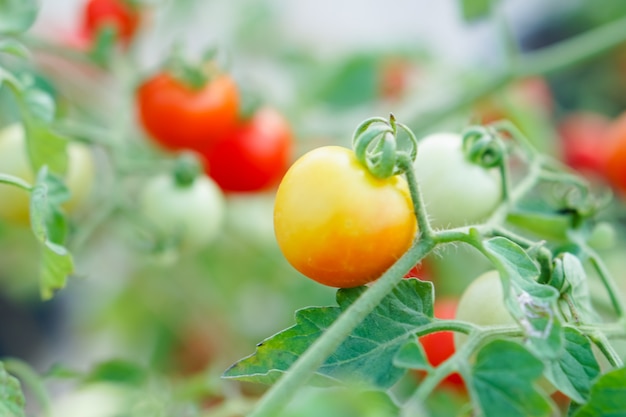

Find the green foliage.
xmin=571 ymin=367 xmax=626 ymax=417
xmin=0 ymin=362 xmax=26 ymax=417
xmin=83 ymin=360 xmax=149 ymax=387
xmin=30 ymin=168 xmax=74 ymax=300
xmin=459 ymin=0 xmax=494 ymax=21
xmin=224 ymin=279 xmax=434 ymax=388
xmin=468 ymin=340 xmax=553 ymax=417
xmin=0 ymin=0 xmax=39 ymax=34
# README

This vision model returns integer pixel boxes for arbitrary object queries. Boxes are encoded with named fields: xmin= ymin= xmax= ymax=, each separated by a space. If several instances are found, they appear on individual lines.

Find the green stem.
xmin=399 ymin=156 xmax=434 ymax=239
xmin=585 ymin=245 xmax=625 ymax=318
xmin=248 ymin=238 xmax=436 ymax=417
xmin=589 ymin=333 xmax=624 ymax=369
xmin=3 ymin=358 xmax=52 ymax=417
xmin=413 ymin=319 xmax=477 ymax=337
xmin=0 ymin=173 xmax=32 ymax=191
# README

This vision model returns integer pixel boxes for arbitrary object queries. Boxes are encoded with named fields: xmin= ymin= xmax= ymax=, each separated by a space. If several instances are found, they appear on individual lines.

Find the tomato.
xmin=81 ymin=0 xmax=141 ymax=45
xmin=202 ymin=107 xmax=293 ymax=192
xmin=0 ymin=124 xmax=95 ymax=225
xmin=274 ymin=146 xmax=417 ymax=288
xmin=602 ymin=112 xmax=626 ymax=194
xmin=139 ymin=172 xmax=224 ymax=250
xmin=136 ymin=72 xmax=239 ymax=152
xmin=404 ymin=259 xmax=432 ymax=280
xmin=413 ymin=133 xmax=501 ymax=229
xmin=453 ymin=271 xmax=515 ymax=349
xmin=378 ymin=57 xmax=415 ymax=101
xmin=419 ymin=298 xmax=465 ymax=392
xmin=557 ymin=112 xmax=610 ymax=176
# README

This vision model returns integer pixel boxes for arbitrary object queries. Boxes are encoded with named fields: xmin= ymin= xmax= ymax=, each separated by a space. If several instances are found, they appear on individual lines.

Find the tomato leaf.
xmin=482 ymin=237 xmax=562 ymax=359
xmin=393 ymin=339 xmax=431 ymax=371
xmin=317 ymin=55 xmax=378 ymax=108
xmin=0 ymin=362 xmax=26 ymax=417
xmin=224 ymin=279 xmax=434 ymax=388
xmin=572 ymin=367 xmax=626 ymax=417
xmin=30 ymin=168 xmax=74 ymax=300
xmin=559 ymin=253 xmax=596 ymax=323
xmin=23 ymin=120 xmax=69 ymax=175
xmin=467 ymin=340 xmax=554 ymax=417
xmin=459 ymin=0 xmax=494 ymax=22
xmin=0 ymin=0 xmax=39 ymax=34
xmin=544 ymin=328 xmax=600 ymax=404
xmin=0 ymin=39 xmax=29 ymax=58
xmin=506 ymin=210 xmax=571 ymax=241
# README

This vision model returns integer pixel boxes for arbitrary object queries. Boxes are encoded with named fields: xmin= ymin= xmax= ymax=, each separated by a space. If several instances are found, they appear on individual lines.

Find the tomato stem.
xmin=0 ymin=173 xmax=32 ymax=192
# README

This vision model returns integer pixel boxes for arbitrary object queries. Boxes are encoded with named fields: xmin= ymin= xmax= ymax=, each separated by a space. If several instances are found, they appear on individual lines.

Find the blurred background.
xmin=2 ymin=0 xmax=626 ymax=415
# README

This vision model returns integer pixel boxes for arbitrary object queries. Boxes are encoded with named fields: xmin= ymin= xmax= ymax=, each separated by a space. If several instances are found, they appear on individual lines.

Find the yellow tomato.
xmin=274 ymin=146 xmax=417 ymax=288
xmin=0 ymin=124 xmax=95 ymax=225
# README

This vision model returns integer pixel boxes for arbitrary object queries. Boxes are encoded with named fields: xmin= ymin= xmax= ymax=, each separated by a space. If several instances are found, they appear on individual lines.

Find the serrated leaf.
xmin=0 ymin=0 xmax=39 ymax=34
xmin=224 ymin=279 xmax=434 ymax=388
xmin=483 ymin=237 xmax=562 ymax=359
xmin=0 ymin=39 xmax=29 ymax=58
xmin=459 ymin=0 xmax=494 ymax=22
xmin=0 ymin=362 xmax=26 ymax=417
xmin=544 ymin=328 xmax=600 ymax=404
xmin=393 ymin=339 xmax=430 ymax=370
xmin=469 ymin=340 xmax=553 ymax=417
xmin=560 ymin=253 xmax=596 ymax=323
xmin=23 ymin=121 xmax=68 ymax=175
xmin=572 ymin=367 xmax=626 ymax=417
xmin=83 ymin=360 xmax=148 ymax=387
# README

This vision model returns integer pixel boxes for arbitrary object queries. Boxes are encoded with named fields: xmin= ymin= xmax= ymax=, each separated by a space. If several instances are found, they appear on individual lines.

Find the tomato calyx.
xmin=352 ymin=114 xmax=418 ymax=179
xmin=164 ymin=45 xmax=220 ymax=91
xmin=172 ymin=152 xmax=202 ymax=188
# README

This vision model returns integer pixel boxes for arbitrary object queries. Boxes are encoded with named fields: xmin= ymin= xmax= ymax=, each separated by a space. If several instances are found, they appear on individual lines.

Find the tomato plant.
xmin=412 ymin=132 xmax=501 ymax=229
xmin=418 ymin=298 xmax=465 ymax=392
xmin=0 ymin=124 xmax=94 ymax=225
xmin=136 ymin=72 xmax=240 ymax=152
xmin=202 ymin=107 xmax=293 ymax=192
xmin=273 ymin=146 xmax=417 ymax=288
xmin=139 ymin=170 xmax=224 ymax=250
xmin=81 ymin=0 xmax=141 ymax=45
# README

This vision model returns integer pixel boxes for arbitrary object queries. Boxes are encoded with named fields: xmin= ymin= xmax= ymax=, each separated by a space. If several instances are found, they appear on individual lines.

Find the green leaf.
xmin=23 ymin=120 xmax=69 ymax=175
xmin=0 ymin=39 xmax=30 ymax=58
xmin=393 ymin=339 xmax=430 ymax=371
xmin=572 ymin=367 xmax=626 ymax=417
xmin=22 ymin=87 xmax=56 ymax=123
xmin=30 ymin=168 xmax=73 ymax=300
xmin=507 ymin=210 xmax=571 ymax=241
xmin=468 ymin=340 xmax=553 ymax=417
xmin=224 ymin=279 xmax=434 ymax=388
xmin=544 ymin=328 xmax=600 ymax=404
xmin=317 ymin=55 xmax=378 ymax=109
xmin=482 ymin=237 xmax=562 ymax=358
xmin=0 ymin=0 xmax=39 ymax=34
xmin=0 ymin=362 xmax=26 ymax=417
xmin=559 ymin=253 xmax=596 ymax=323
xmin=83 ymin=360 xmax=148 ymax=387
xmin=459 ymin=0 xmax=494 ymax=22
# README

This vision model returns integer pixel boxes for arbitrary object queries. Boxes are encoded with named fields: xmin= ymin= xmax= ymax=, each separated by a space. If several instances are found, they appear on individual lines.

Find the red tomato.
xmin=418 ymin=298 xmax=465 ymax=392
xmin=202 ymin=107 xmax=293 ymax=192
xmin=404 ymin=260 xmax=431 ymax=280
xmin=603 ymin=112 xmax=626 ymax=194
xmin=136 ymin=72 xmax=240 ymax=152
xmin=558 ymin=112 xmax=610 ymax=176
xmin=82 ymin=0 xmax=141 ymax=45
xmin=378 ymin=58 xmax=414 ymax=101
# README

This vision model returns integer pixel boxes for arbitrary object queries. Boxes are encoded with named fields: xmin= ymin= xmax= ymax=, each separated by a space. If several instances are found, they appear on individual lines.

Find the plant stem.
xmin=589 ymin=333 xmax=624 ymax=369
xmin=0 ymin=174 xmax=32 ymax=191
xmin=3 ymin=358 xmax=51 ymax=417
xmin=585 ymin=245 xmax=625 ymax=318
xmin=413 ymin=319 xmax=477 ymax=337
xmin=248 ymin=237 xmax=436 ymax=417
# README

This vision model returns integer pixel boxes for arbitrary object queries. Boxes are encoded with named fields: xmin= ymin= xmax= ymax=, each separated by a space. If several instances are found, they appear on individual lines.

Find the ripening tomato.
xmin=274 ymin=146 xmax=417 ymax=288
xmin=81 ymin=0 xmax=141 ymax=45
xmin=557 ymin=112 xmax=610 ymax=176
xmin=202 ymin=107 xmax=292 ymax=192
xmin=419 ymin=298 xmax=465 ymax=392
xmin=0 ymin=124 xmax=94 ymax=225
xmin=136 ymin=72 xmax=239 ymax=152
xmin=602 ymin=112 xmax=626 ymax=194
xmin=139 ymin=173 xmax=224 ymax=250
xmin=413 ymin=133 xmax=501 ymax=229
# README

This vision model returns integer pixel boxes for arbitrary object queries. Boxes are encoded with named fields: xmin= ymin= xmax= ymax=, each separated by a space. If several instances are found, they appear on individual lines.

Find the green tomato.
xmin=413 ymin=133 xmax=501 ymax=229
xmin=139 ymin=173 xmax=224 ymax=250
xmin=0 ymin=123 xmax=94 ymax=225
